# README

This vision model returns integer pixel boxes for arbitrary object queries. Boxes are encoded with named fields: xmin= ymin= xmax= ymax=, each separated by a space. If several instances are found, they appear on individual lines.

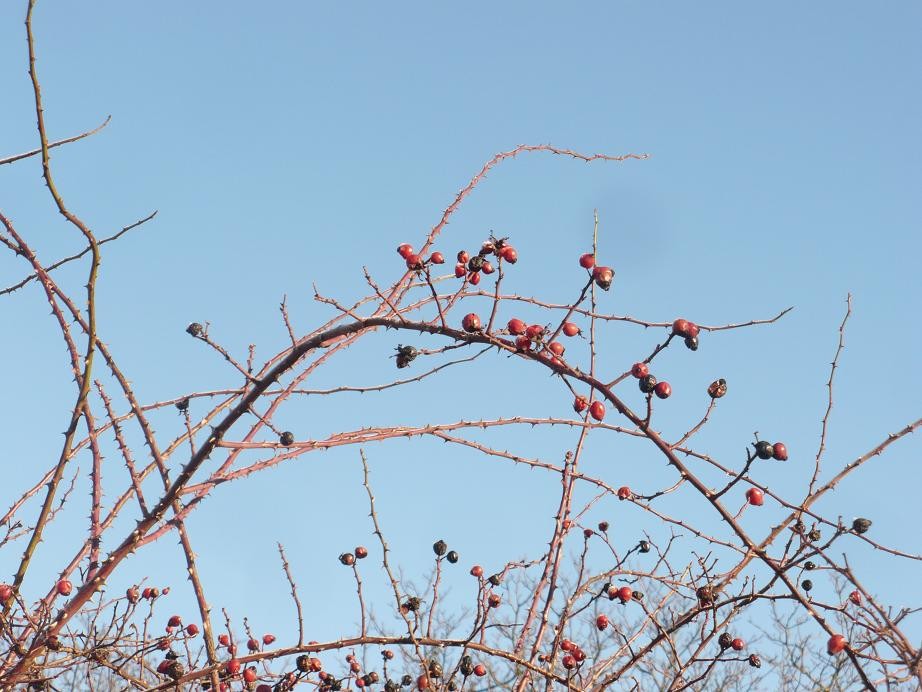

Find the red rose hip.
xmin=745 ymin=488 xmax=764 ymax=506
xmin=589 ymin=400 xmax=605 ymax=421
xmin=631 ymin=362 xmax=649 ymax=379
xmin=462 ymin=313 xmax=482 ymax=333
xmin=827 ymin=634 xmax=847 ymax=655
xmin=653 ymin=381 xmax=672 ymax=399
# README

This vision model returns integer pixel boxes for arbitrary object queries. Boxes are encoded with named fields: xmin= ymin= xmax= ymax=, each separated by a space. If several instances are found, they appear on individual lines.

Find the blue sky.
xmin=1 ymin=0 xmax=920 ymax=678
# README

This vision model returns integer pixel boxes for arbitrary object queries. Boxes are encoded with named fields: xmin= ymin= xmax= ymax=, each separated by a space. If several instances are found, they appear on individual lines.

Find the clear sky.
xmin=1 ymin=0 xmax=920 ymax=678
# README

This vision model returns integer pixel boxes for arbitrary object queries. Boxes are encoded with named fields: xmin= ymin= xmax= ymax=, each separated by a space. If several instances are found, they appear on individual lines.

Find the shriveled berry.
xmin=718 ymin=633 xmax=732 ymax=650
xmin=459 ymin=655 xmax=474 ymax=676
xmin=579 ymin=253 xmax=595 ymax=269
xmin=746 ymin=488 xmax=764 ymax=506
xmin=583 ymin=528 xmax=593 ymax=538
xmin=708 ymin=378 xmax=728 ymax=399
xmin=488 ymin=573 xmax=502 ymax=586
xmin=507 ymin=318 xmax=527 ymax=335
xmin=617 ymin=486 xmax=631 ymax=501
xmin=279 ymin=431 xmax=295 ymax=446
xmin=186 ymin=322 xmax=204 ymax=337
xmin=598 ymin=521 xmax=609 ymax=532
xmin=461 ymin=313 xmax=482 ymax=333
xmin=467 ymin=255 xmax=484 ymax=272
xmin=592 ymin=266 xmax=614 ymax=290
xmin=696 ymin=585 xmax=714 ymax=606
xmin=175 ymin=398 xmax=189 ymax=412
xmin=801 ymin=579 xmax=813 ymax=592
xmin=754 ymin=440 xmax=774 ymax=460
xmin=639 ymin=540 xmax=650 ymax=553
xmin=639 ymin=374 xmax=657 ymax=393
xmin=684 ymin=336 xmax=699 ymax=351
xmin=749 ymin=654 xmax=762 ymax=668
xmin=488 ymin=593 xmax=501 ymax=608
xmin=433 ymin=539 xmax=448 ymax=556
xmin=562 ymin=322 xmax=580 ymax=337
xmin=849 ymin=590 xmax=862 ymax=605
xmin=427 ymin=660 xmax=443 ymax=678
xmin=446 ymin=550 xmax=459 ymax=564
xmin=632 ymin=590 xmax=644 ymax=601
xmin=653 ymin=381 xmax=672 ymax=399
xmin=804 ymin=561 xmax=815 ymax=570
xmin=126 ymin=586 xmax=139 ymax=603
xmin=808 ymin=528 xmax=822 ymax=542
xmin=772 ymin=442 xmax=788 ymax=461
xmin=589 ymin=400 xmax=605 ymax=421
xmin=852 ymin=517 xmax=872 ymax=534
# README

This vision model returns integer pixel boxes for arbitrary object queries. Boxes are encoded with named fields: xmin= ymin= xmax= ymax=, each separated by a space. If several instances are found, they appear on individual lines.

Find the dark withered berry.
xmin=639 ymin=375 xmax=657 ymax=394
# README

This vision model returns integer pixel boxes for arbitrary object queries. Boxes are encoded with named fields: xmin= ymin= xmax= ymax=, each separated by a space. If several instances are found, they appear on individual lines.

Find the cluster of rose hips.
xmin=507 ymin=317 xmax=580 ymax=361
xmin=718 ymin=632 xmax=747 ymax=652
xmin=671 ymin=318 xmax=701 ymax=351
xmin=162 ymin=613 xmax=204 ymax=638
xmin=449 ymin=236 xmax=519 ymax=286
xmin=397 ymin=243 xmax=445 ymax=272
xmin=338 ymin=545 xmax=370 ymax=566
xmin=432 ymin=538 xmax=460 ymax=564
xmin=629 ymin=361 xmax=672 ymax=400
xmin=572 ymin=394 xmax=606 ymax=421
xmin=753 ymin=439 xmax=788 ymax=461
xmin=578 ymin=253 xmax=615 ymax=291
xmin=559 ymin=638 xmax=589 ymax=670
xmin=602 ymin=582 xmax=644 ymax=606
xmin=409 ymin=655 xmax=486 ymax=690
xmin=125 ymin=584 xmax=169 ymax=603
